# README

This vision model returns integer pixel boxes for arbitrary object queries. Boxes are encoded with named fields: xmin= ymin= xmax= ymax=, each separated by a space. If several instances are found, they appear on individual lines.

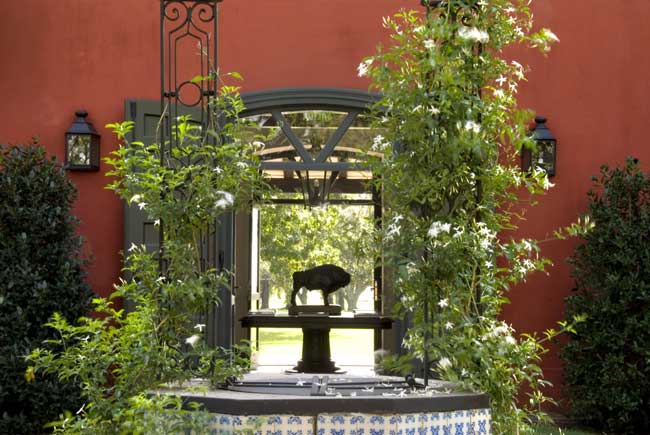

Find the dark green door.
xmin=123 ymin=99 xmax=234 ymax=349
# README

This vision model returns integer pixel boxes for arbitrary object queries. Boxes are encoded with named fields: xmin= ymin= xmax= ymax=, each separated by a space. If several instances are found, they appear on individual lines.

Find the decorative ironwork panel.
xmin=160 ymin=0 xmax=221 ymax=155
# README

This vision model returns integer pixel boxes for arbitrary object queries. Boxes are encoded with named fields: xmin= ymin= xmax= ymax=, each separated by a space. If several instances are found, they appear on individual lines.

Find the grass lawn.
xmin=254 ymin=327 xmax=373 ymax=367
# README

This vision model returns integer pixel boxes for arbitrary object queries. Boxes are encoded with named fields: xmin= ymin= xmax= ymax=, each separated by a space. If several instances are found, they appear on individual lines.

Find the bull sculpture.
xmin=291 ymin=264 xmax=351 ymax=306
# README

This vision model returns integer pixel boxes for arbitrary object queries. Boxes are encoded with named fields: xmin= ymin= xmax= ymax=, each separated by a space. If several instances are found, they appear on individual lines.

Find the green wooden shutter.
xmin=123 ymin=99 xmax=233 ymax=349
xmin=123 ymin=100 xmax=162 ymax=255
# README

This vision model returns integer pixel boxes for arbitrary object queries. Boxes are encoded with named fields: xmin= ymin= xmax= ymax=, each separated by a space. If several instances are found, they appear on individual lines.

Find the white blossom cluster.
xmin=457 ymin=26 xmax=490 ymax=43
xmin=214 ymin=191 xmax=234 ymax=209
xmin=371 ymin=135 xmax=391 ymax=152
xmin=357 ymin=58 xmax=373 ymax=77
xmin=386 ymin=214 xmax=403 ymax=239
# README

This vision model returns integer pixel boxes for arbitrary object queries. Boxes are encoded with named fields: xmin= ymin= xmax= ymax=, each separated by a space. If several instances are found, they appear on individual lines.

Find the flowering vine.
xmin=362 ymin=1 xmax=566 ymax=433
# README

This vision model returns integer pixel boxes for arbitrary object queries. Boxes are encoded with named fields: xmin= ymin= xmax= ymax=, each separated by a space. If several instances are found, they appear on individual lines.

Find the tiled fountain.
xmin=177 ymin=373 xmax=492 ymax=435
xmin=179 ymin=296 xmax=491 ymax=434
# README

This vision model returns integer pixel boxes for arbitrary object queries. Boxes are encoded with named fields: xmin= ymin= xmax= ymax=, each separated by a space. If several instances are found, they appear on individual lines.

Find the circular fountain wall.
xmin=175 ymin=372 xmax=492 ymax=435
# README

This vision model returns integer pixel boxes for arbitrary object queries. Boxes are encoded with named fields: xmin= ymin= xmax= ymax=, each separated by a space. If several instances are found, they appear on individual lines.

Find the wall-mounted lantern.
xmin=65 ymin=110 xmax=100 ymax=171
xmin=522 ymin=116 xmax=557 ymax=177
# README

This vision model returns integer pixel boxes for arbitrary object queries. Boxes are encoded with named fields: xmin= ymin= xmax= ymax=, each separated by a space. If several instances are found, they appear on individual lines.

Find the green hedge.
xmin=0 ymin=144 xmax=92 ymax=434
xmin=562 ymin=158 xmax=650 ymax=434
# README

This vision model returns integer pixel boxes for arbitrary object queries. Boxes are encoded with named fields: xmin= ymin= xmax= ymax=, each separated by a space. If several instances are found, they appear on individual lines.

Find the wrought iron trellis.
xmin=159 ymin=0 xmax=222 ymax=271
xmin=160 ymin=0 xmax=220 ymax=143
xmin=159 ymin=0 xmax=229 ymax=347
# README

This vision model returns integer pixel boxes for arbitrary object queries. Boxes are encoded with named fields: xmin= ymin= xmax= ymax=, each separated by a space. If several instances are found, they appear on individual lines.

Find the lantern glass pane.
xmin=535 ymin=140 xmax=555 ymax=174
xmin=67 ymin=135 xmax=91 ymax=166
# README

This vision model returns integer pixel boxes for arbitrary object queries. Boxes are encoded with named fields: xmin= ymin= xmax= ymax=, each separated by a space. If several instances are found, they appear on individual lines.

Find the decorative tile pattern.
xmin=206 ymin=408 xmax=490 ymax=435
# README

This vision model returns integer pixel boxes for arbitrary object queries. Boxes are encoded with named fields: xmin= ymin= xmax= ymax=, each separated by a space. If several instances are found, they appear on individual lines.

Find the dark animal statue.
xmin=291 ymin=264 xmax=351 ymax=306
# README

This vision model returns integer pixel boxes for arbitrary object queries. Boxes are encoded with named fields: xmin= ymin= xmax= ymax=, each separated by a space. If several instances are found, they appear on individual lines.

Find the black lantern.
xmin=65 ymin=110 xmax=100 ymax=171
xmin=522 ymin=116 xmax=557 ymax=177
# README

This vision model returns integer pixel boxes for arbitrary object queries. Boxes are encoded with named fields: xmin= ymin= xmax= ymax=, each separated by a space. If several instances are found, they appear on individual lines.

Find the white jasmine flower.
xmin=386 ymin=222 xmax=401 ymax=238
xmin=542 ymin=176 xmax=555 ymax=190
xmin=406 ymin=262 xmax=418 ymax=276
xmin=496 ymin=75 xmax=507 ymax=86
xmin=464 ymin=120 xmax=481 ymax=134
xmin=154 ymin=219 xmax=160 ymax=226
xmin=505 ymin=335 xmax=517 ymax=345
xmin=541 ymin=28 xmax=560 ymax=44
xmin=358 ymin=58 xmax=373 ymax=77
xmin=236 ymin=161 xmax=248 ymax=169
xmin=457 ymin=26 xmax=489 ymax=43
xmin=215 ymin=191 xmax=234 ymax=209
xmin=493 ymin=325 xmax=510 ymax=336
xmin=438 ymin=298 xmax=449 ymax=308
xmin=493 ymin=89 xmax=505 ymax=99
xmin=430 ymin=106 xmax=441 ymax=115
xmin=128 ymin=243 xmax=137 ymax=252
xmin=137 ymin=202 xmax=146 ymax=210
xmin=438 ymin=357 xmax=452 ymax=369
xmin=372 ymin=135 xmax=390 ymax=152
xmin=213 ymin=166 xmax=223 ymax=174
xmin=522 ymin=240 xmax=533 ymax=252
xmin=511 ymin=61 xmax=524 ymax=79
xmin=424 ymin=39 xmax=435 ymax=50
xmin=461 ymin=368 xmax=469 ymax=377
xmin=444 ymin=322 xmax=454 ymax=330
xmin=428 ymin=221 xmax=452 ymax=238
xmin=194 ymin=323 xmax=206 ymax=332
xmin=185 ymin=334 xmax=200 ymax=347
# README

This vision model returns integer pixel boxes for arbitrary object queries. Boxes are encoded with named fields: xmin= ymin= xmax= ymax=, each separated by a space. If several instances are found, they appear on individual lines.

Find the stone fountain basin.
xmin=169 ymin=372 xmax=492 ymax=435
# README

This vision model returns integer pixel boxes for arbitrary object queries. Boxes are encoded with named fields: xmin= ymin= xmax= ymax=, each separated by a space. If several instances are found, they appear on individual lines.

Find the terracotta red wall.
xmin=2 ymin=0 xmax=650 ymax=401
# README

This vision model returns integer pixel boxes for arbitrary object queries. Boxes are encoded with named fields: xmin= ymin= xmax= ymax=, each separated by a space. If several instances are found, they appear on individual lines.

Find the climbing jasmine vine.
xmin=362 ymin=1 xmax=572 ymax=433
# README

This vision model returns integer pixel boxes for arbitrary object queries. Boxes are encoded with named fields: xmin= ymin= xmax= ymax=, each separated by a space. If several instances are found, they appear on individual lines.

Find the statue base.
xmin=288 ymin=304 xmax=342 ymax=316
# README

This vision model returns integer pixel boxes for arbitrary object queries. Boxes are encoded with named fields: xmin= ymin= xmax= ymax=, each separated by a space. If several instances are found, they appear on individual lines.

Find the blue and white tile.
xmin=398 ymin=413 xmax=419 ymax=435
xmin=465 ymin=410 xmax=478 ymax=435
xmin=319 ymin=413 xmax=353 ymax=435
xmin=210 ymin=413 xmax=233 ymax=435
xmin=356 ymin=414 xmax=395 ymax=435
xmin=475 ymin=409 xmax=491 ymax=435
xmin=277 ymin=415 xmax=315 ymax=435
xmin=349 ymin=413 xmax=367 ymax=435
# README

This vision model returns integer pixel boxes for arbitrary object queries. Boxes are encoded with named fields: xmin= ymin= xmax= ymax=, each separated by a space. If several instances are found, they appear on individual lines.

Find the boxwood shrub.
xmin=0 ymin=144 xmax=92 ymax=434
xmin=562 ymin=157 xmax=650 ymax=434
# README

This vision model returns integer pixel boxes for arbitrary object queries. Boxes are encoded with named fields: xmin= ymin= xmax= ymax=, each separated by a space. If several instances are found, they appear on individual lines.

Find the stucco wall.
xmin=2 ymin=0 xmax=650 ymax=400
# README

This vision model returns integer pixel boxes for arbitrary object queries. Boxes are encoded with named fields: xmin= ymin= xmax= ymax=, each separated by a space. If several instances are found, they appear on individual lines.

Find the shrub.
xmin=27 ymin=81 xmax=269 ymax=433
xmin=0 ymin=143 xmax=92 ymax=434
xmin=562 ymin=157 xmax=650 ymax=434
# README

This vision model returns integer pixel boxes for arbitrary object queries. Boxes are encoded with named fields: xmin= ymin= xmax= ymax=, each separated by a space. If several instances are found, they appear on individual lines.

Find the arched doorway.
xmin=233 ymin=88 xmax=392 ymax=370
xmin=123 ymin=89 xmax=400 ymax=367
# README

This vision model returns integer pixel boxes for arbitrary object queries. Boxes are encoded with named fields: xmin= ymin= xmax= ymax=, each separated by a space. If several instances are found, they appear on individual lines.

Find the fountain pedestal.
xmin=240 ymin=314 xmax=392 ymax=374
